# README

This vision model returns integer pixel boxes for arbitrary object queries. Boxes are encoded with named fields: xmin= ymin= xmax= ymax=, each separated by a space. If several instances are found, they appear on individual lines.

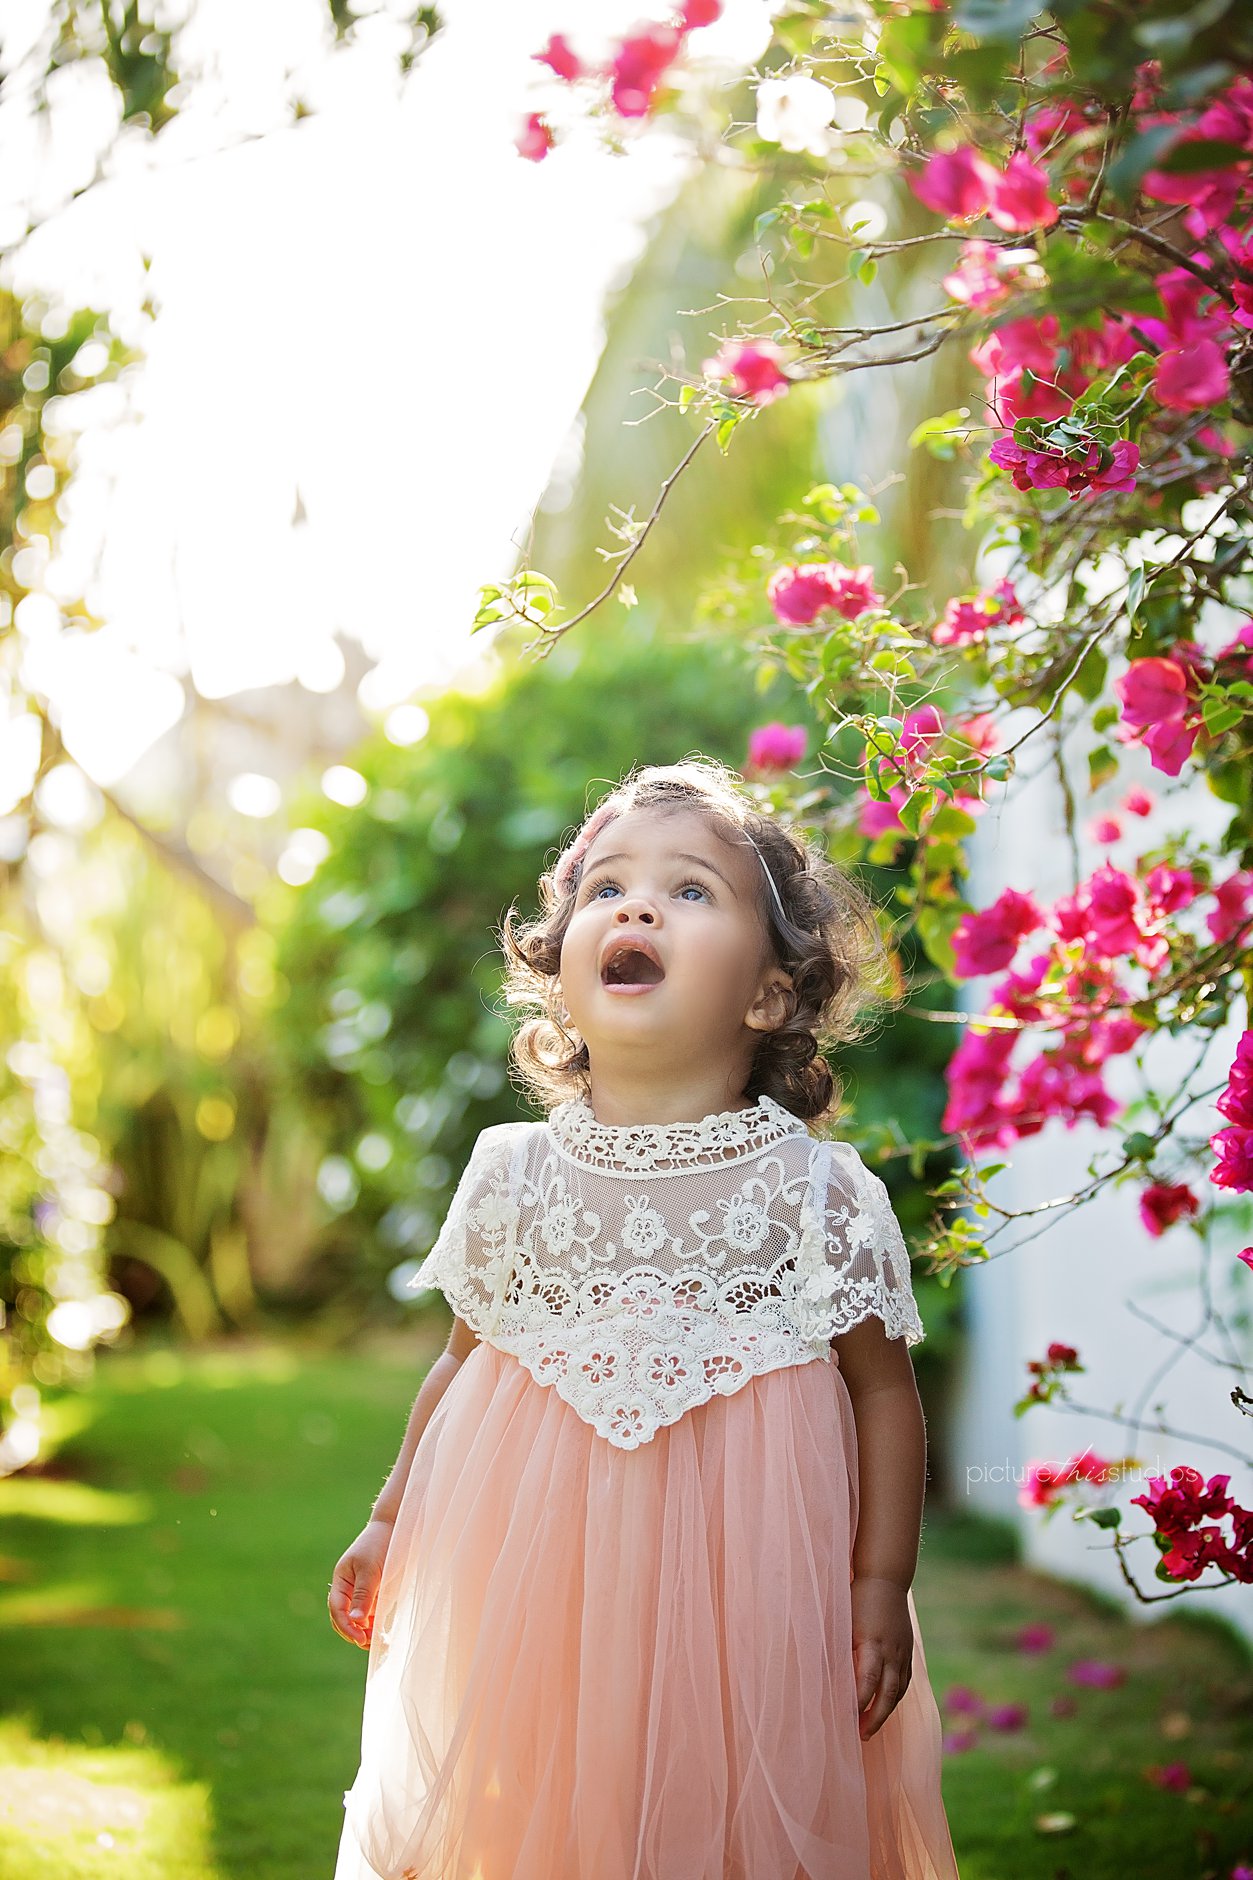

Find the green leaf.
xmin=716 ymin=415 xmax=738 ymax=453
xmin=1134 ymin=0 xmax=1235 ymax=51
xmin=897 ymin=788 xmax=934 ymax=837
xmin=1073 ymin=643 xmax=1108 ymax=704
xmin=929 ymin=803 xmax=977 ymax=839
xmin=1202 ymin=699 xmax=1243 ymax=736
xmin=1087 ymin=744 xmax=1118 ymax=792
xmin=1106 ymin=122 xmax=1188 ymax=202
xmin=908 ymin=408 xmax=972 ymax=460
xmin=952 ymin=0 xmax=1046 ymax=40
xmin=857 ymin=256 xmax=878 ymax=285
xmin=678 ymin=384 xmax=697 ymax=412
xmin=1125 ymin=563 xmax=1145 ymax=622
xmin=1153 ymin=135 xmax=1249 ymax=174
xmin=1083 ymin=1505 xmax=1123 ymax=1530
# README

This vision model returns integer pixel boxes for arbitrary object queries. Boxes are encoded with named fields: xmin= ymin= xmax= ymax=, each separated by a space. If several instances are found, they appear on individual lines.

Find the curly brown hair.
xmin=496 ymin=755 xmax=901 ymax=1127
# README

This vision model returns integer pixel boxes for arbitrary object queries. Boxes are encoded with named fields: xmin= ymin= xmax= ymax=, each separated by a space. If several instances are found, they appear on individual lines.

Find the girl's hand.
xmin=328 ymin=1518 xmax=394 ymax=1650
xmin=851 ymin=1575 xmax=914 ymax=1740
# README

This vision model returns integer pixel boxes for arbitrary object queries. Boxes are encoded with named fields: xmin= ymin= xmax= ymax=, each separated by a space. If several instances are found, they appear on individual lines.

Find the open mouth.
xmin=600 ymin=943 xmax=666 ymax=988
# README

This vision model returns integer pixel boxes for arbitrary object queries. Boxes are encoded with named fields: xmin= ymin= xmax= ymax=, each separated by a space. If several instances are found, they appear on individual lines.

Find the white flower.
xmin=755 ymin=75 xmax=836 ymax=157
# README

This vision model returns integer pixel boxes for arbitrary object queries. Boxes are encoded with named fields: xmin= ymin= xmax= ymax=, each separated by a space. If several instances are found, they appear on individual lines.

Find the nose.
xmin=612 ymin=896 xmax=657 ymax=924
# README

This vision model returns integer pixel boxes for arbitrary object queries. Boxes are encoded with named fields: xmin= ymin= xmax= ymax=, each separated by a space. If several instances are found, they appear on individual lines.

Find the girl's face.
xmin=558 ymin=807 xmax=792 ymax=1071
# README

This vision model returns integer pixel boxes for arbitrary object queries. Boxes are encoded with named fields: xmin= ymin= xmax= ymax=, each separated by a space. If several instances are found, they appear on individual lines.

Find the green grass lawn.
xmin=0 ymin=1337 xmax=1249 ymax=1880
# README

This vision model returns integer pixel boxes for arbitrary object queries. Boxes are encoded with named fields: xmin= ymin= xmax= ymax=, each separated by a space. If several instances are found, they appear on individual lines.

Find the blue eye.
xmin=581 ymin=875 xmax=711 ymax=902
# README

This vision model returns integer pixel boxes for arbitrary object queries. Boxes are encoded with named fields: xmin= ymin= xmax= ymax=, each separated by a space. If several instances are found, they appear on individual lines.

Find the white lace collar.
xmin=545 ymin=1090 xmax=810 ymax=1173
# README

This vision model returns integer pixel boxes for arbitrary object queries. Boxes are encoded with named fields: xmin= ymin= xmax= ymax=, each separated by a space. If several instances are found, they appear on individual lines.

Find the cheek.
xmin=560 ymin=910 xmax=596 ymax=972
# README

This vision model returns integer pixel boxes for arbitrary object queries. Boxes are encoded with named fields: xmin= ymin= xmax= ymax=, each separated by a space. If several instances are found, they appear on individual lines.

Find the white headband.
xmin=744 ymin=835 xmax=788 ymax=925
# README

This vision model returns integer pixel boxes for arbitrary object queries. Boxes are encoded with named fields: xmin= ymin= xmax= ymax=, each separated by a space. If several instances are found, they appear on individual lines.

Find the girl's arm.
xmin=369 ymin=1313 xmax=480 ymax=1523
xmin=328 ymin=1314 xmax=479 ymax=1648
xmin=832 ymin=1316 xmax=928 ymax=1738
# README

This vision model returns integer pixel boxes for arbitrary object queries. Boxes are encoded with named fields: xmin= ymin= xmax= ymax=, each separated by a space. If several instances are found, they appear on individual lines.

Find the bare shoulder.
xmin=832 ymin=1314 xmax=917 ymax=1397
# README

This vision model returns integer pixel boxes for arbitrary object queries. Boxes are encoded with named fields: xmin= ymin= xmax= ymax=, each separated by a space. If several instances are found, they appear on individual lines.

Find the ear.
xmin=745 ymin=970 xmax=794 ymax=1034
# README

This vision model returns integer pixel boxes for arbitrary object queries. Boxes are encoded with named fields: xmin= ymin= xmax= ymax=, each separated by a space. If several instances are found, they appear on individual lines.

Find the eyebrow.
xmin=582 ymin=849 xmax=736 ymax=894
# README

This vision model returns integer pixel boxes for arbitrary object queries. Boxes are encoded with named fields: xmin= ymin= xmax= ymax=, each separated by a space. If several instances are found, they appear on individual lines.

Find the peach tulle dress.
xmin=333 ymin=1095 xmax=961 ymax=1880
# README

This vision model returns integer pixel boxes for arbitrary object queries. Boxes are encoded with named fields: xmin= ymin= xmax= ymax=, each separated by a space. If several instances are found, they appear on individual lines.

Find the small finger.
xmin=853 ymin=1644 xmax=883 ymax=1713
xmin=859 ymin=1668 xmax=900 ymax=1740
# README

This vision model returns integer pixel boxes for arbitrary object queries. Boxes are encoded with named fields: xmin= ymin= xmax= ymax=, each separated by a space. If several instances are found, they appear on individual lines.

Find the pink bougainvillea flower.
xmin=1021 ymin=1448 xmax=1121 ymax=1510
xmin=942 ymin=1730 xmax=979 ymax=1754
xmin=1068 ymin=1659 xmax=1126 ymax=1689
xmin=1155 ymin=337 xmax=1231 ymax=410
xmin=857 ymin=785 xmax=908 ymax=839
xmin=988 ymin=151 xmax=1059 ymax=231
xmin=1215 ymin=1030 xmax=1253 ymax=1127
xmin=975 ymin=311 xmax=1061 ymax=377
xmin=1238 ymin=1248 xmax=1253 ymax=1271
xmin=746 ymin=721 xmax=806 ymax=774
xmin=951 ymin=887 xmax=1045 ymax=979
xmin=1145 ymin=1761 xmax=1192 ymax=1793
xmin=941 ymin=1032 xmax=1019 ymax=1149
xmin=933 ymin=577 xmax=1023 ymax=645
xmin=1139 ymin=1182 xmax=1200 ymax=1238
xmin=1122 ymin=786 xmax=1155 ymax=817
xmin=610 ymin=23 xmax=682 ymax=117
xmin=1046 ymin=1341 xmax=1080 ymax=1366
xmin=1116 ymin=655 xmax=1188 ymax=726
xmin=1015 ymin=1621 xmax=1056 ymax=1654
xmin=1140 ymin=716 xmax=1200 ymax=776
xmin=1210 ymin=1125 xmax=1253 ymax=1192
xmin=703 ymin=339 xmax=791 ymax=405
xmin=990 ymin=577 xmax=1025 ymax=624
xmin=952 ymin=711 xmax=1001 ymax=756
xmin=1085 ymin=864 xmax=1146 ymax=956
xmin=1130 ymin=1464 xmax=1253 ymax=1584
xmin=1083 ymin=439 xmax=1140 ymax=494
xmin=533 ymin=32 xmax=584 ymax=80
xmin=1136 ymin=864 xmax=1196 ymax=917
xmin=985 ymin=1703 xmax=1029 ymax=1731
xmin=908 ymin=145 xmax=1001 ymax=219
xmin=1207 ymin=869 xmax=1253 ymax=946
xmin=941 ymin=238 xmax=1011 ymax=308
xmin=827 ymin=563 xmax=883 ymax=619
xmin=516 ymin=112 xmax=555 ymax=161
xmin=766 ymin=562 xmax=839 ymax=626
xmin=1114 ymin=653 xmax=1204 ymax=776
xmin=1088 ymin=814 xmax=1122 ymax=844
xmin=678 ymin=0 xmax=722 ymax=26
xmin=900 ymin=703 xmax=945 ymax=759
xmin=989 ymin=433 xmax=1139 ymax=500
xmin=934 ymin=597 xmax=992 ymax=646
xmin=1234 ymin=280 xmax=1253 ymax=330
xmin=943 ymin=1685 xmax=984 ymax=1716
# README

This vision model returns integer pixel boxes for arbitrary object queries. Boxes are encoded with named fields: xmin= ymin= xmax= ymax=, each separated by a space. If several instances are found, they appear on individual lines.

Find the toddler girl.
xmin=329 ymin=755 xmax=961 ymax=1879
